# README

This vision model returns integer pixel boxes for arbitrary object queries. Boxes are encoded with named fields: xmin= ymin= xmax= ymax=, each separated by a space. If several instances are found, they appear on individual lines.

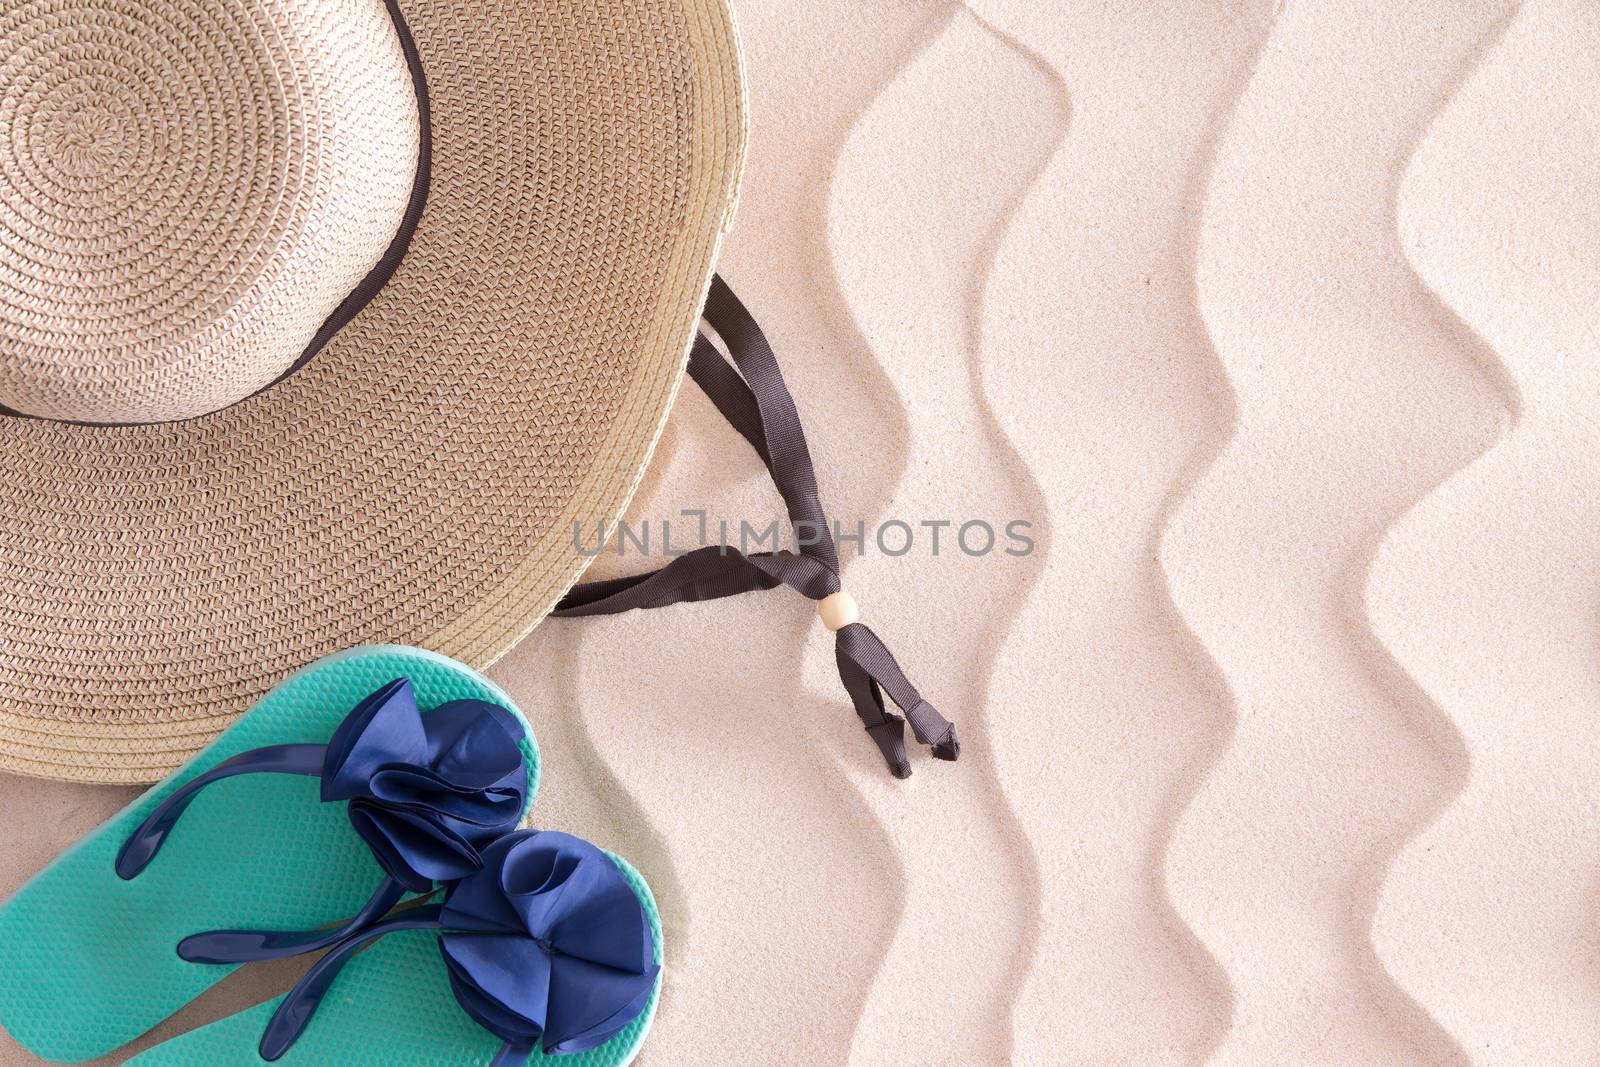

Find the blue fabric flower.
xmin=320 ymin=678 xmax=528 ymax=892
xmin=438 ymin=830 xmax=660 ymax=1056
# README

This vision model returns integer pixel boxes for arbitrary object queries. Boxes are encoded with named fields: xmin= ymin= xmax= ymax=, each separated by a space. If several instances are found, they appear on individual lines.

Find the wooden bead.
xmin=818 ymin=590 xmax=860 ymax=631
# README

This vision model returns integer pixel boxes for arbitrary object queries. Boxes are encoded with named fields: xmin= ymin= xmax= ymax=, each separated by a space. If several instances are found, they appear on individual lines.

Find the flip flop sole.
xmin=123 ymin=853 xmax=661 ymax=1067
xmin=0 ymin=645 xmax=539 ymax=1063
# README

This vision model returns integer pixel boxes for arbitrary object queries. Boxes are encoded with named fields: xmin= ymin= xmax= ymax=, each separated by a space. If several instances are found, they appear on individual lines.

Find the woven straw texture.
xmin=0 ymin=0 xmax=747 ymax=782
xmin=0 ymin=0 xmax=419 ymax=422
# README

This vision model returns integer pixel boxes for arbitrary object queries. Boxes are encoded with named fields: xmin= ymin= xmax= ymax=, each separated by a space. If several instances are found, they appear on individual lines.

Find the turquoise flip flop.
xmin=121 ymin=833 xmax=663 ymax=1067
xmin=0 ymin=645 xmax=539 ymax=1063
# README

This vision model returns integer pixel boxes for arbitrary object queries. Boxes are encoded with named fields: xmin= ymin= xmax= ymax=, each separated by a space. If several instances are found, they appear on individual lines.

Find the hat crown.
xmin=0 ymin=0 xmax=419 ymax=423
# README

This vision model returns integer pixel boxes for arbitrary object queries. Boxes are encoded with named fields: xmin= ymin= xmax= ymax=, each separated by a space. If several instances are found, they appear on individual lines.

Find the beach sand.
xmin=3 ymin=1 xmax=1595 ymax=1064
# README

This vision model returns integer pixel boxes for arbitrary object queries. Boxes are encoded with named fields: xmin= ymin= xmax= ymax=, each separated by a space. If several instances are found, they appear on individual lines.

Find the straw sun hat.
xmin=0 ymin=0 xmax=745 ymax=782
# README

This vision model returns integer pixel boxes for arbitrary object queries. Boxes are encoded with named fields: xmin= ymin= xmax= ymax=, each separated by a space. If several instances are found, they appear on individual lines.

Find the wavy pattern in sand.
xmin=964 ymin=2 xmax=1275 ymax=1061
xmin=1368 ymin=2 xmax=1600 ymax=1060
xmin=1161 ymin=3 xmax=1514 ymax=1064
xmin=826 ymin=9 xmax=1053 ymax=1060
xmin=1359 ymin=8 xmax=1523 ymax=1062
xmin=14 ymin=6 xmax=1600 ymax=1067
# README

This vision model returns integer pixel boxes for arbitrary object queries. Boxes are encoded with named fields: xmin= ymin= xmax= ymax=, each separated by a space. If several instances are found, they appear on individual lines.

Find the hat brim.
xmin=0 ymin=0 xmax=746 ymax=782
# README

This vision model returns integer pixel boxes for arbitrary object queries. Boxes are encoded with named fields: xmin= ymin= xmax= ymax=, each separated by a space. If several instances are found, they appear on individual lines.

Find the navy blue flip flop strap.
xmin=115 ymin=678 xmax=529 ymax=962
xmin=258 ymin=830 xmax=658 ymax=1063
xmin=555 ymin=276 xmax=960 ymax=779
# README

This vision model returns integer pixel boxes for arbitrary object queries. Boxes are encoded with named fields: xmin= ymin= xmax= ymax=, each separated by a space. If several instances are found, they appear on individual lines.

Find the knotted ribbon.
xmin=116 ymin=678 xmax=529 ymax=962
xmin=555 ymin=276 xmax=960 ymax=778
xmin=257 ymin=830 xmax=658 ymax=1064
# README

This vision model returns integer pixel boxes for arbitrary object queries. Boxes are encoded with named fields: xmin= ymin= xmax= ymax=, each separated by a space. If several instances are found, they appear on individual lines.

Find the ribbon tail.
xmin=835 ymin=623 xmax=959 ymax=779
xmin=554 ymin=545 xmax=783 ymax=615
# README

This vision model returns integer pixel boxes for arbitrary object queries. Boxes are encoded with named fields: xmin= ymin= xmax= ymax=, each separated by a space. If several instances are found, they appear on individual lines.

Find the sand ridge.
xmin=1369 ymin=1 xmax=1600 ymax=1058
